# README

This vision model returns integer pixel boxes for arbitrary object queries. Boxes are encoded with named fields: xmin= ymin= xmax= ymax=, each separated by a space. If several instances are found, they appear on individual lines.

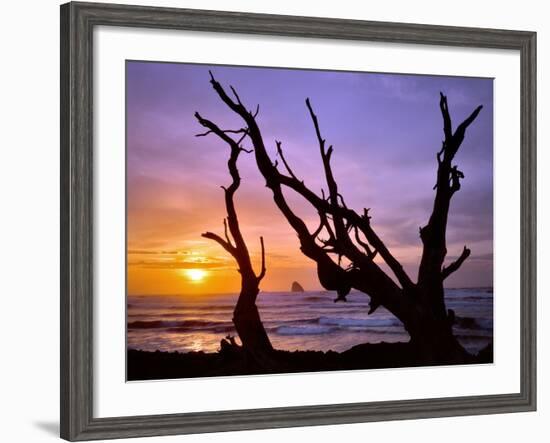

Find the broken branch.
xmin=442 ymin=246 xmax=471 ymax=280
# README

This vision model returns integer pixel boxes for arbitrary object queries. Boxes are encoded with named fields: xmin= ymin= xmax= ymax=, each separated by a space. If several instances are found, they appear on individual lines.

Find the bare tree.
xmin=197 ymin=72 xmax=483 ymax=365
xmin=195 ymin=110 xmax=273 ymax=362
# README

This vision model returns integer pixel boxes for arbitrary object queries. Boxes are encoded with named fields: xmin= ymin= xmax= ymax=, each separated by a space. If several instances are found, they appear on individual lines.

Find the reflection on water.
xmin=127 ymin=288 xmax=493 ymax=354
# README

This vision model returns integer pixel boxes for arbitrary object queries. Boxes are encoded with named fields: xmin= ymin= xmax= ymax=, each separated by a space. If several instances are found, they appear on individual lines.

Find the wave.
xmin=128 ymin=319 xmax=221 ymax=329
xmin=272 ymin=317 xmax=321 ymax=325
xmin=128 ymin=312 xmax=196 ymax=319
xmin=275 ymin=325 xmax=335 ymax=335
xmin=164 ymin=304 xmax=234 ymax=311
xmin=167 ymin=325 xmax=235 ymax=334
xmin=318 ymin=316 xmax=402 ymax=328
xmin=303 ymin=295 xmax=331 ymax=302
xmin=346 ymin=326 xmax=404 ymax=334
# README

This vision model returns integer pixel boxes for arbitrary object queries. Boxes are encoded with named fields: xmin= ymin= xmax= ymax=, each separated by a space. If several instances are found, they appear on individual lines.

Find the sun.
xmin=185 ymin=269 xmax=207 ymax=282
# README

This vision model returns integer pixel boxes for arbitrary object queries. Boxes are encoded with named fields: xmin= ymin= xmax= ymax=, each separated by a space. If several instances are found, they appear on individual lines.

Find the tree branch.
xmin=196 ymin=127 xmax=247 ymax=138
xmin=195 ymin=107 xmax=260 ymax=280
xmin=223 ymin=218 xmax=233 ymax=248
xmin=453 ymin=105 xmax=483 ymax=151
xmin=418 ymin=93 xmax=482 ymax=292
xmin=202 ymin=232 xmax=235 ymax=257
xmin=275 ymin=141 xmax=299 ymax=181
xmin=440 ymin=92 xmax=453 ymax=142
xmin=441 ymin=246 xmax=471 ymax=280
xmin=449 ymin=166 xmax=464 ymax=195
xmin=354 ymin=226 xmax=377 ymax=259
xmin=257 ymin=236 xmax=266 ymax=281
xmin=305 ymin=98 xmax=390 ymax=274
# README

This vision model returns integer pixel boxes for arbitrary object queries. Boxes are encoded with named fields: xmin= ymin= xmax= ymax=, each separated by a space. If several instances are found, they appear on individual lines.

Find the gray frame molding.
xmin=60 ymin=2 xmax=536 ymax=441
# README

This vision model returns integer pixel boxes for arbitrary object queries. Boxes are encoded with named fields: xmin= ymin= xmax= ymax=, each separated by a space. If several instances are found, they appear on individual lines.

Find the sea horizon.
xmin=127 ymin=286 xmax=494 ymax=298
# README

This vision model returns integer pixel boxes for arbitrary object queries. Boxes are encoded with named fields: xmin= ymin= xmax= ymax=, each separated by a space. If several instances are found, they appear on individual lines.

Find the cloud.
xmin=127 ymin=249 xmax=190 ymax=255
xmin=129 ymin=258 xmax=229 ymax=270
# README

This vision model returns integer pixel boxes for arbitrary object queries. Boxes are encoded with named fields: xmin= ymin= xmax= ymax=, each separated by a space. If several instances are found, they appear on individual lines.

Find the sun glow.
xmin=185 ymin=269 xmax=207 ymax=282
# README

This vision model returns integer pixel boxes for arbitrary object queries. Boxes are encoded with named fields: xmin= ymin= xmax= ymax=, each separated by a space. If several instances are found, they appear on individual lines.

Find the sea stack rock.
xmin=291 ymin=281 xmax=304 ymax=292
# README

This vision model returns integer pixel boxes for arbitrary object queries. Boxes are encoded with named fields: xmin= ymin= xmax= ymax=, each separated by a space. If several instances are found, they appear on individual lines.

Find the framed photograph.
xmin=60 ymin=1 xmax=536 ymax=440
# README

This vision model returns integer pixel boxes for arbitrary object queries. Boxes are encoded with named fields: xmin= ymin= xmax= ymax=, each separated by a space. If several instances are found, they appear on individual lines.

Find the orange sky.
xmin=126 ymin=177 xmax=332 ymax=294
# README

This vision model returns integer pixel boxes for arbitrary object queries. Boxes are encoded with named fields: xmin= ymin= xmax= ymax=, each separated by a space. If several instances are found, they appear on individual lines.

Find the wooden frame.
xmin=60 ymin=1 xmax=536 ymax=440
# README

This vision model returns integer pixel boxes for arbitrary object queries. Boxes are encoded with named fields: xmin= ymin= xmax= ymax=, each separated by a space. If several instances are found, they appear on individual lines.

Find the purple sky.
xmin=127 ymin=61 xmax=493 ymax=294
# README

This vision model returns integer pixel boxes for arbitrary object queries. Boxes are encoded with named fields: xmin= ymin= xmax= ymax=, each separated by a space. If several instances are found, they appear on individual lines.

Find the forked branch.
xmin=441 ymin=246 xmax=471 ymax=280
xmin=196 ymin=108 xmax=264 ymax=282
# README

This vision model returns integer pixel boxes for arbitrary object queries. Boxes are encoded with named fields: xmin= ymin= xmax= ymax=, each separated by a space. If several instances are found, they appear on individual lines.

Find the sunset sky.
xmin=126 ymin=61 xmax=493 ymax=295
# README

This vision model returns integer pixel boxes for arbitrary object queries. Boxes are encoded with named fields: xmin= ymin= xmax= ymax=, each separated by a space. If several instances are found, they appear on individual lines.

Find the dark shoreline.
xmin=127 ymin=341 xmax=493 ymax=381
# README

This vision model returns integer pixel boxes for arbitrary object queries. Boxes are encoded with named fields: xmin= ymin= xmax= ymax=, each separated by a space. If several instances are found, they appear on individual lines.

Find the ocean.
xmin=127 ymin=288 xmax=493 ymax=354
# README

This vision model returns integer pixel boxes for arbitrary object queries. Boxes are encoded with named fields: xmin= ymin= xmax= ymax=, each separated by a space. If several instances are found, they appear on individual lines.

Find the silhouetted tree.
xmin=197 ymin=72 xmax=483 ymax=365
xmin=195 ymin=110 xmax=273 ymax=362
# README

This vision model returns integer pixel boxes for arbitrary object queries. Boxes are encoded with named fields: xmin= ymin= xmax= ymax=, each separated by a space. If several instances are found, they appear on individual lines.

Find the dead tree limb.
xmin=195 ymin=110 xmax=273 ymax=358
xmin=417 ymin=93 xmax=482 ymax=314
xmin=442 ymin=246 xmax=471 ymax=280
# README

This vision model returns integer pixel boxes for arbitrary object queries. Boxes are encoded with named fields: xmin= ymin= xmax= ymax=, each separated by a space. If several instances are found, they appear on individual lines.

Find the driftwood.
xmin=197 ymin=72 xmax=483 ymax=364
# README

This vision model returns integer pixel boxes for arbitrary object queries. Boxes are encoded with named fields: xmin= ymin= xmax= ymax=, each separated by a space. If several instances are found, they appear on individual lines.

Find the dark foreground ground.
xmin=127 ymin=341 xmax=493 ymax=381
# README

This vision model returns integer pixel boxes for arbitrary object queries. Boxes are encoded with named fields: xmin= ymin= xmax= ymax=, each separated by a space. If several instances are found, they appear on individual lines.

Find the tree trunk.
xmin=404 ymin=301 xmax=471 ymax=365
xmin=233 ymin=283 xmax=273 ymax=358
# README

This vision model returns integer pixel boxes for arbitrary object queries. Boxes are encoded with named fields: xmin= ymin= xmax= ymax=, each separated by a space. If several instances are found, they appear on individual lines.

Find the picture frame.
xmin=60 ymin=1 xmax=536 ymax=441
